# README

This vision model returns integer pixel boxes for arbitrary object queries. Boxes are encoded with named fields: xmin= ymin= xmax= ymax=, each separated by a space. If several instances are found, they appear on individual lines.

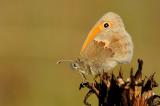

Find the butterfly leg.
xmin=119 ymin=63 xmax=122 ymax=72
xmin=114 ymin=59 xmax=122 ymax=72
xmin=93 ymin=73 xmax=101 ymax=82
xmin=80 ymin=72 xmax=87 ymax=82
xmin=79 ymin=72 xmax=89 ymax=90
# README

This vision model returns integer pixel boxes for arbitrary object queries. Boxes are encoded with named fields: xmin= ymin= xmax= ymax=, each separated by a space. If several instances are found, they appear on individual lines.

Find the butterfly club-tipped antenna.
xmin=56 ymin=59 xmax=73 ymax=64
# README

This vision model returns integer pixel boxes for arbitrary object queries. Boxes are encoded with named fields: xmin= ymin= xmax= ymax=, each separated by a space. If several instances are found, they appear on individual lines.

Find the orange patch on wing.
xmin=81 ymin=23 xmax=103 ymax=53
xmin=108 ymin=21 xmax=113 ymax=28
xmin=94 ymin=40 xmax=105 ymax=47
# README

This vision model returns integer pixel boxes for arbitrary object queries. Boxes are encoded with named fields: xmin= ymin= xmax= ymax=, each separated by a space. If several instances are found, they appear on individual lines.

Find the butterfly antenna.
xmin=56 ymin=59 xmax=73 ymax=64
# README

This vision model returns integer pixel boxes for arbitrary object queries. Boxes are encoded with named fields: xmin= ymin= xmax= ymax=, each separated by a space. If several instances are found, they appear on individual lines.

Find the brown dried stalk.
xmin=79 ymin=59 xmax=160 ymax=106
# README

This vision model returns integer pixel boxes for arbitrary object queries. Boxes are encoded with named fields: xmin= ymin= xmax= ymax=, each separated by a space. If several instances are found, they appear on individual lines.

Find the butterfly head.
xmin=70 ymin=58 xmax=85 ymax=71
xmin=71 ymin=63 xmax=79 ymax=71
xmin=57 ymin=58 xmax=84 ymax=72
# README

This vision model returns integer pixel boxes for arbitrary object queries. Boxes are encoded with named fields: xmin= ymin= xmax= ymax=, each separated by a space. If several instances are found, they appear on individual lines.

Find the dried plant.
xmin=79 ymin=59 xmax=160 ymax=106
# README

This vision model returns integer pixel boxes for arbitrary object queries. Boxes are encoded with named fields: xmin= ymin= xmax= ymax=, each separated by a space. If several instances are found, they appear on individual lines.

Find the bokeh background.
xmin=0 ymin=0 xmax=160 ymax=106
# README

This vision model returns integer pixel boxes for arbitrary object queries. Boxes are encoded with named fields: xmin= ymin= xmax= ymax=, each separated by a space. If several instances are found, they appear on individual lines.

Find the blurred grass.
xmin=0 ymin=0 xmax=160 ymax=106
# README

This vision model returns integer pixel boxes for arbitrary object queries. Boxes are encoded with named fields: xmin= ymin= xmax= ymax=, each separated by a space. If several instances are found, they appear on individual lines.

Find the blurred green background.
xmin=0 ymin=0 xmax=160 ymax=106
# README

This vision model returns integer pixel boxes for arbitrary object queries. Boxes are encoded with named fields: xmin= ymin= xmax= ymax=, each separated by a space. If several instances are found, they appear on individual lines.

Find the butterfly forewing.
xmin=80 ymin=12 xmax=133 ymax=73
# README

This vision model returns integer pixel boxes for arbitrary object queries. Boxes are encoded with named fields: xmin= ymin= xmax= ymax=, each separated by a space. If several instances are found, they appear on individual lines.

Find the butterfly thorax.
xmin=71 ymin=57 xmax=118 ymax=76
xmin=71 ymin=57 xmax=97 ymax=75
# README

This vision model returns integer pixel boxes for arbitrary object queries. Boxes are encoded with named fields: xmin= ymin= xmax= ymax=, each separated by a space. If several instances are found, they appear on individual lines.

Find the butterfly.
xmin=57 ymin=12 xmax=133 ymax=80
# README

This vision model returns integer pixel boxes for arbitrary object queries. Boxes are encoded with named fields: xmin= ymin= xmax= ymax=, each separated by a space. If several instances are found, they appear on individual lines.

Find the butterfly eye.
xmin=72 ymin=63 xmax=79 ymax=69
xmin=73 ymin=63 xmax=77 ymax=68
xmin=104 ymin=23 xmax=109 ymax=28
